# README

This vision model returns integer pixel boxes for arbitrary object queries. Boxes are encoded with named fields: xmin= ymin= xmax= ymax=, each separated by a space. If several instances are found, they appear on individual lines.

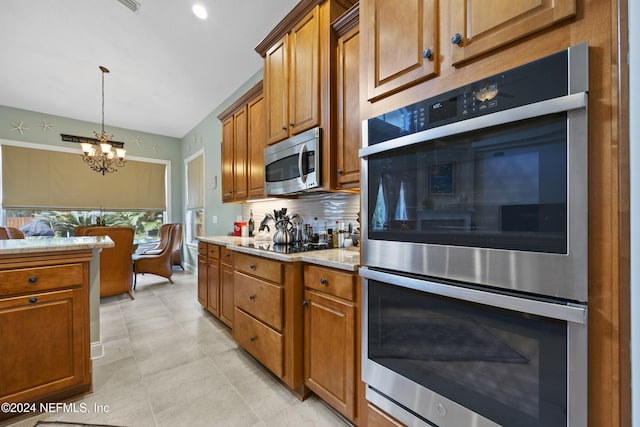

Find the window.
xmin=185 ymin=151 xmax=204 ymax=245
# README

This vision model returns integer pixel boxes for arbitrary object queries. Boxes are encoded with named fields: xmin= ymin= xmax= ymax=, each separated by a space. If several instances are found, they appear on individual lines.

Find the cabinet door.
xmin=304 ymin=289 xmax=356 ymax=421
xmin=336 ymin=25 xmax=361 ymax=189
xmin=365 ymin=0 xmax=438 ymax=101
xmin=221 ymin=116 xmax=235 ymax=201
xmin=449 ymin=0 xmax=576 ymax=65
xmin=265 ymin=35 xmax=289 ymax=144
xmin=233 ymin=106 xmax=248 ymax=199
xmin=207 ymin=260 xmax=220 ymax=317
xmin=219 ymin=262 xmax=234 ymax=328
xmin=289 ymin=6 xmax=321 ymax=136
xmin=247 ymin=94 xmax=266 ymax=197
xmin=197 ymin=255 xmax=207 ymax=306
xmin=0 ymin=288 xmax=87 ymax=403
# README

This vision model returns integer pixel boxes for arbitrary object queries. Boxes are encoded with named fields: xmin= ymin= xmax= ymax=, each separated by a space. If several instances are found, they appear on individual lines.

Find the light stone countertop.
xmin=0 ymin=236 xmax=115 ymax=255
xmin=198 ymin=235 xmax=360 ymax=272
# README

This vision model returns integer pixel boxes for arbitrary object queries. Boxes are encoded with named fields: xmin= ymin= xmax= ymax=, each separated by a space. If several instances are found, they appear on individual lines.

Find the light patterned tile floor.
xmin=4 ymin=270 xmax=351 ymax=427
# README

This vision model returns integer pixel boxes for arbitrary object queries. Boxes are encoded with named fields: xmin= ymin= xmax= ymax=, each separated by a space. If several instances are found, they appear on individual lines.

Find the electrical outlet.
xmin=212 ymin=215 xmax=218 ymax=224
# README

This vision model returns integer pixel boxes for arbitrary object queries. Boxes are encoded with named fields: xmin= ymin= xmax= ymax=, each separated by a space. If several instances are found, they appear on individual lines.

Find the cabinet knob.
xmin=422 ymin=48 xmax=433 ymax=59
xmin=250 ymin=336 xmax=256 ymax=343
xmin=249 ymin=295 xmax=256 ymax=301
xmin=451 ymin=33 xmax=463 ymax=45
xmin=337 ymin=169 xmax=343 ymax=175
xmin=302 ymin=300 xmax=309 ymax=307
xmin=250 ymin=263 xmax=256 ymax=270
xmin=320 ymin=277 xmax=328 ymax=285
xmin=28 ymin=276 xmax=38 ymax=283
xmin=28 ymin=297 xmax=38 ymax=304
xmin=282 ymin=126 xmax=287 ymax=131
xmin=289 ymin=122 xmax=294 ymax=127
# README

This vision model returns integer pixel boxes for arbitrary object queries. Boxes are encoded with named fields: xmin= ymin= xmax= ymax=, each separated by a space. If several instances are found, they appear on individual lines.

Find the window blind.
xmin=2 ymin=145 xmax=166 ymax=210
xmin=186 ymin=154 xmax=204 ymax=209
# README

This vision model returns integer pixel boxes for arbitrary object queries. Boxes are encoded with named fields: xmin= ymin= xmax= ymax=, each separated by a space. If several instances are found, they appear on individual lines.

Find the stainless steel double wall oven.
xmin=359 ymin=43 xmax=589 ymax=427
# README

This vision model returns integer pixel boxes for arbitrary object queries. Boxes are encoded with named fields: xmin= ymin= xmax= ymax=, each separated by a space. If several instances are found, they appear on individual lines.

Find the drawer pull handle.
xmin=250 ymin=264 xmax=256 ymax=270
xmin=250 ymin=336 xmax=256 ymax=343
xmin=320 ymin=277 xmax=327 ymax=285
xmin=249 ymin=295 xmax=256 ymax=301
xmin=29 ymin=297 xmax=38 ymax=304
xmin=28 ymin=276 xmax=38 ymax=283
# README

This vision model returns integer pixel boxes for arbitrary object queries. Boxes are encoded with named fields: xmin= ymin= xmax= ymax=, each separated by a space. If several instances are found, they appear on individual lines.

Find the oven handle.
xmin=359 ymin=267 xmax=587 ymax=324
xmin=359 ymin=91 xmax=588 ymax=158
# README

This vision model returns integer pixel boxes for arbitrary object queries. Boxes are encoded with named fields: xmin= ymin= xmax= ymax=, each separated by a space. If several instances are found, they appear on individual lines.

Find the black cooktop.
xmin=242 ymin=242 xmax=332 ymax=254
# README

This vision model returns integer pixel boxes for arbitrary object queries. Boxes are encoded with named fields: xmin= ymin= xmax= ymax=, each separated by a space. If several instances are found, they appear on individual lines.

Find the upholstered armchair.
xmin=75 ymin=226 xmax=136 ymax=299
xmin=0 ymin=227 xmax=25 ymax=239
xmin=133 ymin=223 xmax=176 ymax=287
xmin=170 ymin=223 xmax=183 ymax=269
xmin=143 ymin=223 xmax=173 ymax=255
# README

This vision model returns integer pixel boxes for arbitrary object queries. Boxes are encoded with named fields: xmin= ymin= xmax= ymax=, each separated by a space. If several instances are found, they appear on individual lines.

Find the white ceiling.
xmin=0 ymin=0 xmax=299 ymax=138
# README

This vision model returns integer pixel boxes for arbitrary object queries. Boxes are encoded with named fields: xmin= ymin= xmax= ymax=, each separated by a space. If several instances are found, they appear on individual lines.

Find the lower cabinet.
xmin=303 ymin=264 xmax=358 ymax=422
xmin=197 ymin=242 xmax=233 ymax=328
xmin=219 ymin=248 xmax=234 ymax=328
xmin=0 ymin=252 xmax=92 ymax=420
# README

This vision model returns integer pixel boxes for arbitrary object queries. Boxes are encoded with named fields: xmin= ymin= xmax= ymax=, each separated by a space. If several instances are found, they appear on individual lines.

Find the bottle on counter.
xmin=332 ymin=221 xmax=339 ymax=248
xmin=248 ymin=210 xmax=255 ymax=237
xmin=327 ymin=228 xmax=333 ymax=247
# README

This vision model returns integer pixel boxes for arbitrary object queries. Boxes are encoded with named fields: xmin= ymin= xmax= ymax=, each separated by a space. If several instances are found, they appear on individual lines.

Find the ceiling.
xmin=0 ymin=0 xmax=299 ymax=139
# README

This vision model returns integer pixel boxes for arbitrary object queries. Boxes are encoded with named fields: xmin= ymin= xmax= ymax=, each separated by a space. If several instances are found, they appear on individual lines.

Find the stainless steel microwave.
xmin=264 ymin=127 xmax=321 ymax=195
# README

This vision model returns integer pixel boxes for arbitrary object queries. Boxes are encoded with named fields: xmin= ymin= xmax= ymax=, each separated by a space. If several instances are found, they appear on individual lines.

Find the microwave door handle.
xmin=298 ymin=143 xmax=307 ymax=183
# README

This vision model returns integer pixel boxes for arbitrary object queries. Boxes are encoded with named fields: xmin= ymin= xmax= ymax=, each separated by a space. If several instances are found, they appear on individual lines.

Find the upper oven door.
xmin=264 ymin=127 xmax=321 ymax=195
xmin=359 ymin=44 xmax=588 ymax=301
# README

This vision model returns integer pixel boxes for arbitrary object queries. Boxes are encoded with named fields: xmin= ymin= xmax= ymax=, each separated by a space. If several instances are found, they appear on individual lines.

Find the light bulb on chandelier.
xmin=80 ymin=65 xmax=126 ymax=175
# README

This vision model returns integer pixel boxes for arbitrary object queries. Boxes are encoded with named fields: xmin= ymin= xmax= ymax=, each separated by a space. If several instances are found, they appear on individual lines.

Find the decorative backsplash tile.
xmin=242 ymin=192 xmax=360 ymax=235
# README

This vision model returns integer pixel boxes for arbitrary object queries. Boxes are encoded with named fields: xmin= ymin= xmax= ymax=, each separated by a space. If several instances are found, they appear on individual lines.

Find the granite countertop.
xmin=0 ymin=236 xmax=115 ymax=255
xmin=198 ymin=236 xmax=360 ymax=272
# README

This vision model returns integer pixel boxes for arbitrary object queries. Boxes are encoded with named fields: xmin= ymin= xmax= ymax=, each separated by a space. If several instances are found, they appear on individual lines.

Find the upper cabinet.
xmin=218 ymin=82 xmax=265 ymax=203
xmin=364 ymin=0 xmax=439 ymax=102
xmin=257 ymin=0 xmax=357 ymax=191
xmin=449 ymin=0 xmax=576 ymax=66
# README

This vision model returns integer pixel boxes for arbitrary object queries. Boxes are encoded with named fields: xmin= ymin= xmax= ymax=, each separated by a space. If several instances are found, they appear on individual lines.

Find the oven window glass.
xmin=265 ymin=151 xmax=315 ymax=183
xmin=368 ymin=279 xmax=567 ymax=427
xmin=367 ymin=114 xmax=567 ymax=253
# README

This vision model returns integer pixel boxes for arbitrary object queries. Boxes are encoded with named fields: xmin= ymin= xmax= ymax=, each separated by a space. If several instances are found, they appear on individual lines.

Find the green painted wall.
xmin=0 ymin=105 xmax=183 ymax=220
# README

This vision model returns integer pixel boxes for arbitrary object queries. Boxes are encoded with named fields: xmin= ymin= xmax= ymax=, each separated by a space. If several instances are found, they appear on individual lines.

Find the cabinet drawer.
xmin=304 ymin=265 xmax=355 ymax=301
xmin=233 ymin=308 xmax=283 ymax=378
xmin=0 ymin=264 xmax=84 ymax=296
xmin=221 ymin=247 xmax=234 ymax=266
xmin=235 ymin=253 xmax=282 ymax=283
xmin=198 ymin=241 xmax=208 ymax=256
xmin=234 ymin=271 xmax=283 ymax=331
xmin=207 ymin=244 xmax=220 ymax=260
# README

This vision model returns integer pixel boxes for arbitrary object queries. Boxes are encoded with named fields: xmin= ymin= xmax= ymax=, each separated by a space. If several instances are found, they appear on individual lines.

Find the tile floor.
xmin=5 ymin=271 xmax=351 ymax=427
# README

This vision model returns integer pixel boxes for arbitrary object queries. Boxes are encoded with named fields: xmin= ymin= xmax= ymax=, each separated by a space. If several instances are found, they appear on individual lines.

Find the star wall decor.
xmin=131 ymin=135 xmax=143 ymax=146
xmin=40 ymin=119 xmax=55 ymax=132
xmin=10 ymin=121 xmax=29 ymax=135
xmin=151 ymin=144 xmax=159 ymax=153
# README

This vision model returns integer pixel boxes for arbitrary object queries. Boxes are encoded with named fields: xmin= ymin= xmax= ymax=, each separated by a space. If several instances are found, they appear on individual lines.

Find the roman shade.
xmin=2 ymin=145 xmax=166 ymax=210
xmin=186 ymin=154 xmax=203 ymax=209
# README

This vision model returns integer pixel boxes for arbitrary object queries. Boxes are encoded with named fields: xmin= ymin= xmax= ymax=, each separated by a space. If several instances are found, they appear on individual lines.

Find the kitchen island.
xmin=0 ymin=236 xmax=113 ymax=420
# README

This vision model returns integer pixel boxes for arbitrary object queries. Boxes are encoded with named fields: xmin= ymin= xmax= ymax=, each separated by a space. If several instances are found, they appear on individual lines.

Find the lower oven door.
xmin=360 ymin=267 xmax=587 ymax=427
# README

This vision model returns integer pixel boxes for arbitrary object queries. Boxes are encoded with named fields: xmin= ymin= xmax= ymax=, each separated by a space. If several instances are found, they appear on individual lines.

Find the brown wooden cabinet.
xmin=219 ymin=247 xmax=234 ymax=328
xmin=264 ymin=6 xmax=320 ymax=145
xmin=334 ymin=5 xmax=361 ymax=189
xmin=449 ymin=0 xmax=576 ymax=66
xmin=197 ymin=244 xmax=207 ymax=307
xmin=0 ymin=251 xmax=92 ymax=419
xmin=303 ymin=264 xmax=357 ymax=422
xmin=363 ymin=0 xmax=439 ymax=102
xmin=218 ymin=82 xmax=265 ymax=203
xmin=197 ymin=242 xmax=225 ymax=321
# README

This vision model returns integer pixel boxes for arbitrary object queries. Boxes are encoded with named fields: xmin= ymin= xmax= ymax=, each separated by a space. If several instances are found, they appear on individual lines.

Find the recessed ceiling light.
xmin=192 ymin=4 xmax=208 ymax=19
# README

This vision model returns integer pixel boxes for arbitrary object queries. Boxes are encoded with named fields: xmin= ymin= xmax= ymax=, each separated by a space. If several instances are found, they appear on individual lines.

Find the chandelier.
xmin=79 ymin=66 xmax=126 ymax=175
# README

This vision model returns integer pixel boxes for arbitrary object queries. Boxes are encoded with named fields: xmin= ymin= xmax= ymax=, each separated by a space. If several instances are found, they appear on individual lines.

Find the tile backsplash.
xmin=242 ymin=192 xmax=360 ymax=235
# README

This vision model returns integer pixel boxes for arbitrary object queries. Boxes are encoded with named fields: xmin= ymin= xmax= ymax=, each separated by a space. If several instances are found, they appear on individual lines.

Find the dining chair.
xmin=133 ymin=224 xmax=176 ymax=287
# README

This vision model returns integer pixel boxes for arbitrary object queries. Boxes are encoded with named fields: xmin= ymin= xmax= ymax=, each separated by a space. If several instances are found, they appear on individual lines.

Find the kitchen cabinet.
xmin=233 ymin=252 xmax=304 ymax=395
xmin=219 ymin=247 xmax=234 ymax=328
xmin=263 ymin=6 xmax=320 ymax=145
xmin=197 ymin=242 xmax=223 ymax=320
xmin=197 ymin=243 xmax=208 ymax=306
xmin=0 ymin=251 xmax=92 ymax=418
xmin=303 ymin=264 xmax=357 ymax=422
xmin=218 ymin=82 xmax=264 ymax=203
xmin=363 ymin=0 xmax=439 ymax=102
xmin=449 ymin=0 xmax=576 ymax=66
xmin=334 ymin=5 xmax=360 ymax=189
